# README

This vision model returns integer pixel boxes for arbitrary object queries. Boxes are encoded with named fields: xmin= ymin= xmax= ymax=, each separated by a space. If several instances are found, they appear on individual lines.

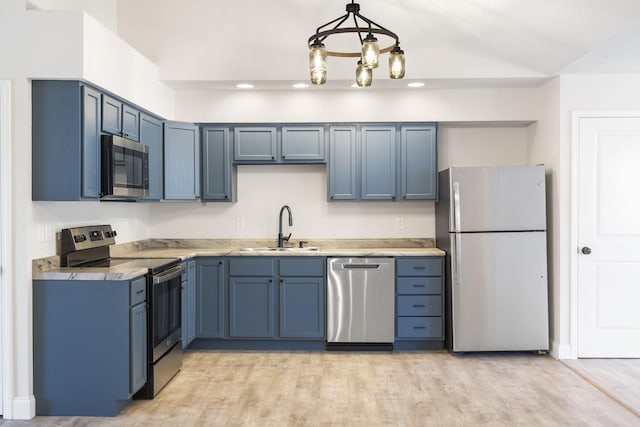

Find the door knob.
xmin=581 ymin=246 xmax=592 ymax=255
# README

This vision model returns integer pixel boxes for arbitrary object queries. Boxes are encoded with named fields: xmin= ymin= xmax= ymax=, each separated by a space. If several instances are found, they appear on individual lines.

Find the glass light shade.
xmin=309 ymin=41 xmax=327 ymax=85
xmin=389 ymin=47 xmax=405 ymax=79
xmin=355 ymin=61 xmax=372 ymax=87
xmin=361 ymin=34 xmax=379 ymax=69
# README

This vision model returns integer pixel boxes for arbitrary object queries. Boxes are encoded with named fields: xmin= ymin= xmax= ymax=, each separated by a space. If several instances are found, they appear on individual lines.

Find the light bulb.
xmin=361 ymin=34 xmax=379 ymax=69
xmin=309 ymin=40 xmax=327 ymax=85
xmin=356 ymin=60 xmax=372 ymax=87
xmin=389 ymin=46 xmax=405 ymax=79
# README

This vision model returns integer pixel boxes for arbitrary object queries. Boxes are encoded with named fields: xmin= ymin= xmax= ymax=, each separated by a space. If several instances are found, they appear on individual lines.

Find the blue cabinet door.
xmin=281 ymin=126 xmax=325 ymax=162
xmin=121 ymin=104 xmax=140 ymax=141
xmin=164 ymin=121 xmax=200 ymax=200
xmin=401 ymin=125 xmax=437 ymax=200
xmin=328 ymin=126 xmax=357 ymax=200
xmin=102 ymin=96 xmax=140 ymax=141
xmin=81 ymin=86 xmax=102 ymax=198
xmin=280 ymin=277 xmax=325 ymax=338
xmin=233 ymin=127 xmax=277 ymax=162
xmin=130 ymin=301 xmax=147 ymax=394
xmin=229 ymin=277 xmax=275 ymax=338
xmin=361 ymin=126 xmax=396 ymax=200
xmin=187 ymin=260 xmax=197 ymax=344
xmin=202 ymin=126 xmax=234 ymax=201
xmin=101 ymin=94 xmax=122 ymax=136
xmin=140 ymin=113 xmax=163 ymax=200
xmin=196 ymin=258 xmax=225 ymax=338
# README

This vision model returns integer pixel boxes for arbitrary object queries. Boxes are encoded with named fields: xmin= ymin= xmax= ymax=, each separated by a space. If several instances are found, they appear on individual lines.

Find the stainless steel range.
xmin=60 ymin=224 xmax=184 ymax=399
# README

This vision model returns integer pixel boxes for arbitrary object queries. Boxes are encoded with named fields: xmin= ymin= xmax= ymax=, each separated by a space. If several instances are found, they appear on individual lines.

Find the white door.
xmin=578 ymin=117 xmax=640 ymax=357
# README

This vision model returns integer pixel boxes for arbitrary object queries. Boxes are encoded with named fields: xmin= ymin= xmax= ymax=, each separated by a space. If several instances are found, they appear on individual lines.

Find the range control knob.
xmin=73 ymin=234 xmax=86 ymax=243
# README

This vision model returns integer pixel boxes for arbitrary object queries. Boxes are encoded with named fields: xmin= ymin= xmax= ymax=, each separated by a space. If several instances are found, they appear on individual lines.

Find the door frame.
xmin=570 ymin=110 xmax=640 ymax=359
xmin=0 ymin=79 xmax=12 ymax=416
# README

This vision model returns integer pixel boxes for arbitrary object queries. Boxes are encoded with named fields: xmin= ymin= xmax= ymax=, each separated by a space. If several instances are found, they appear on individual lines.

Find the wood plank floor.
xmin=562 ymin=358 xmax=640 ymax=419
xmin=4 ymin=350 xmax=639 ymax=426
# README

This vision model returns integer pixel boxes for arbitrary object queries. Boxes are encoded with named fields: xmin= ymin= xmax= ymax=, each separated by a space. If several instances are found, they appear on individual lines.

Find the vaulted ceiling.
xmin=28 ymin=0 xmax=640 ymax=90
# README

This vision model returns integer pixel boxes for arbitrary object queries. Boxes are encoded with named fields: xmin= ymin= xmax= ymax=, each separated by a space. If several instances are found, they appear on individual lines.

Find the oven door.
xmin=151 ymin=264 xmax=184 ymax=362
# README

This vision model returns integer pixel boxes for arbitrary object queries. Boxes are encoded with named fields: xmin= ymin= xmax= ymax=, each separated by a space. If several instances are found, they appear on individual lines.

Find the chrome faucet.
xmin=278 ymin=205 xmax=293 ymax=248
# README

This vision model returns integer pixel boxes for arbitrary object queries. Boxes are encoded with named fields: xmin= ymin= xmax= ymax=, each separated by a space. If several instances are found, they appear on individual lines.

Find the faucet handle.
xmin=284 ymin=233 xmax=291 ymax=242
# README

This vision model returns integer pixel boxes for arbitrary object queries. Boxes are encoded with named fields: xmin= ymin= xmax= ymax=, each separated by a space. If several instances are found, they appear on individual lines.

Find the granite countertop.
xmin=33 ymin=238 xmax=445 ymax=281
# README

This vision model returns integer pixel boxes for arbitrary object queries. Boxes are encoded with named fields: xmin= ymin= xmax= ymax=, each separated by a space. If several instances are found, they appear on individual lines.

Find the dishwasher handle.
xmin=342 ymin=264 xmax=381 ymax=269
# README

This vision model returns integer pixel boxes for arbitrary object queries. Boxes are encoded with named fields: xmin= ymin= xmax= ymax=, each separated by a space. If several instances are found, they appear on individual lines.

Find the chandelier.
xmin=308 ymin=1 xmax=405 ymax=87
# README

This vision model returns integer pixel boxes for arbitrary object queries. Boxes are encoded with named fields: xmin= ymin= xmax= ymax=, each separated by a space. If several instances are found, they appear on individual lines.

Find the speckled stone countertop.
xmin=33 ymin=238 xmax=445 ymax=280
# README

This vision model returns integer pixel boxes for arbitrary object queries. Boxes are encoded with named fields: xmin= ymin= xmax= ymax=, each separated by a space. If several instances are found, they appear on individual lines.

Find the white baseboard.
xmin=551 ymin=339 xmax=574 ymax=359
xmin=11 ymin=395 xmax=35 ymax=420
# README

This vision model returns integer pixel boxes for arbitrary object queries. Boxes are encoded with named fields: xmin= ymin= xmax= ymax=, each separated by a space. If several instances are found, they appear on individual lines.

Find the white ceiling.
xmin=28 ymin=0 xmax=640 ymax=90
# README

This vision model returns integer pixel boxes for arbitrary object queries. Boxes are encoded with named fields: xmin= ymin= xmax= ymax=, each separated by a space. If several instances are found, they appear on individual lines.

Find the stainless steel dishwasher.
xmin=327 ymin=257 xmax=395 ymax=349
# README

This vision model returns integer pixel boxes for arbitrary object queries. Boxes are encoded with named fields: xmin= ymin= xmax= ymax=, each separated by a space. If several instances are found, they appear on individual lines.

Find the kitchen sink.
xmin=237 ymin=247 xmax=320 ymax=252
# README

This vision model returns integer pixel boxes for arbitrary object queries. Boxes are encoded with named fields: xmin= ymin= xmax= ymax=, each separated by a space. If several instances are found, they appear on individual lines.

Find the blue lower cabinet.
xmin=33 ymin=277 xmax=147 ymax=416
xmin=196 ymin=258 xmax=225 ymax=338
xmin=229 ymin=277 xmax=276 ymax=338
xmin=279 ymin=277 xmax=325 ymax=338
xmin=395 ymin=256 xmax=445 ymax=345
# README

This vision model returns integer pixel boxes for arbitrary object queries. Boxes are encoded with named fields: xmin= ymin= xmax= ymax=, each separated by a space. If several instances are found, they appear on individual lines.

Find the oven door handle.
xmin=152 ymin=265 xmax=185 ymax=284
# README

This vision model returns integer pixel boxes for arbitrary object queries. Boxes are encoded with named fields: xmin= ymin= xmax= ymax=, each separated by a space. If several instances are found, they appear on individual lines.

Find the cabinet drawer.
xmin=396 ymin=257 xmax=442 ymax=276
xmin=130 ymin=276 xmax=147 ymax=306
xmin=397 ymin=317 xmax=443 ymax=339
xmin=397 ymin=295 xmax=441 ymax=316
xmin=279 ymin=257 xmax=324 ymax=277
xmin=397 ymin=277 xmax=442 ymax=295
xmin=229 ymin=257 xmax=275 ymax=276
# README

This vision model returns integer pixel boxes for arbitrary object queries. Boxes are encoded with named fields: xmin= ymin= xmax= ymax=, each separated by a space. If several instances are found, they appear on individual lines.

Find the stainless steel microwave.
xmin=101 ymin=135 xmax=149 ymax=199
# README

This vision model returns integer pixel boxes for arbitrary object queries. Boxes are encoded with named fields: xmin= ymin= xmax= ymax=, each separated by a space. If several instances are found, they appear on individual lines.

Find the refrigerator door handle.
xmin=454 ymin=233 xmax=462 ymax=284
xmin=453 ymin=182 xmax=461 ymax=231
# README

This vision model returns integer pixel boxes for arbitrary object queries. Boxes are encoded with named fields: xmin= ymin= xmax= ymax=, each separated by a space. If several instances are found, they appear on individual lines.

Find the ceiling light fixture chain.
xmin=307 ymin=0 xmax=406 ymax=87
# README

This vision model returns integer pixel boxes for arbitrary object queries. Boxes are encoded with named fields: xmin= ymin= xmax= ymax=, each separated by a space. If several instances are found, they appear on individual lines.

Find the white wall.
xmin=150 ymin=164 xmax=434 ymax=240
xmin=528 ymin=77 xmax=563 ymax=357
xmin=438 ymin=126 xmax=530 ymax=170
xmin=174 ymin=87 xmax=538 ymax=123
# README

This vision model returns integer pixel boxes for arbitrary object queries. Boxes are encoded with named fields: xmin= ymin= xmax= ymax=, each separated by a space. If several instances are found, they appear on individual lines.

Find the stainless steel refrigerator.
xmin=435 ymin=165 xmax=549 ymax=353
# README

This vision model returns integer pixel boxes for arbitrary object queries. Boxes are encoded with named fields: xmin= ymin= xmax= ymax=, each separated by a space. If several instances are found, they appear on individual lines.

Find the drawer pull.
xmin=136 ymin=290 xmax=144 ymax=295
xmin=413 ymin=326 xmax=426 ymax=330
xmin=413 ymin=266 xmax=426 ymax=270
xmin=413 ymin=304 xmax=426 ymax=308
xmin=413 ymin=284 xmax=426 ymax=287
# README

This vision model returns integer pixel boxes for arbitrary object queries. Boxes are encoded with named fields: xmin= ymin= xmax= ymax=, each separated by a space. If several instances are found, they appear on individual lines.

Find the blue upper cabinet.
xmin=327 ymin=123 xmax=438 ymax=202
xmin=400 ymin=125 xmax=437 ymax=200
xmin=328 ymin=126 xmax=357 ymax=200
xmin=233 ymin=126 xmax=277 ymax=162
xmin=202 ymin=126 xmax=235 ymax=202
xmin=233 ymin=125 xmax=326 ymax=164
xmin=164 ymin=121 xmax=201 ymax=200
xmin=32 ymin=80 xmax=102 ymax=200
xmin=81 ymin=86 xmax=102 ymax=199
xmin=281 ymin=126 xmax=325 ymax=162
xmin=101 ymin=95 xmax=140 ymax=141
xmin=361 ymin=126 xmax=396 ymax=201
xmin=140 ymin=114 xmax=164 ymax=200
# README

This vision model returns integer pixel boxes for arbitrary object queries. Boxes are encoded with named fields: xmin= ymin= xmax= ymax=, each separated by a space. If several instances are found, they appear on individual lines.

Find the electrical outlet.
xmin=236 ymin=217 xmax=245 ymax=230
xmin=395 ymin=217 xmax=405 ymax=229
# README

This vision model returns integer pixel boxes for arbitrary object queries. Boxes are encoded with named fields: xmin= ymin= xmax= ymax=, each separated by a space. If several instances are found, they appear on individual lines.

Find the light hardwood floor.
xmin=3 ymin=351 xmax=639 ymax=426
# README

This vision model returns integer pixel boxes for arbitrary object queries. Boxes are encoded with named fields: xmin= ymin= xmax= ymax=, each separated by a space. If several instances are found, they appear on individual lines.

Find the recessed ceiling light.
xmin=236 ymin=83 xmax=254 ymax=89
xmin=407 ymin=82 xmax=425 ymax=88
xmin=293 ymin=83 xmax=309 ymax=89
